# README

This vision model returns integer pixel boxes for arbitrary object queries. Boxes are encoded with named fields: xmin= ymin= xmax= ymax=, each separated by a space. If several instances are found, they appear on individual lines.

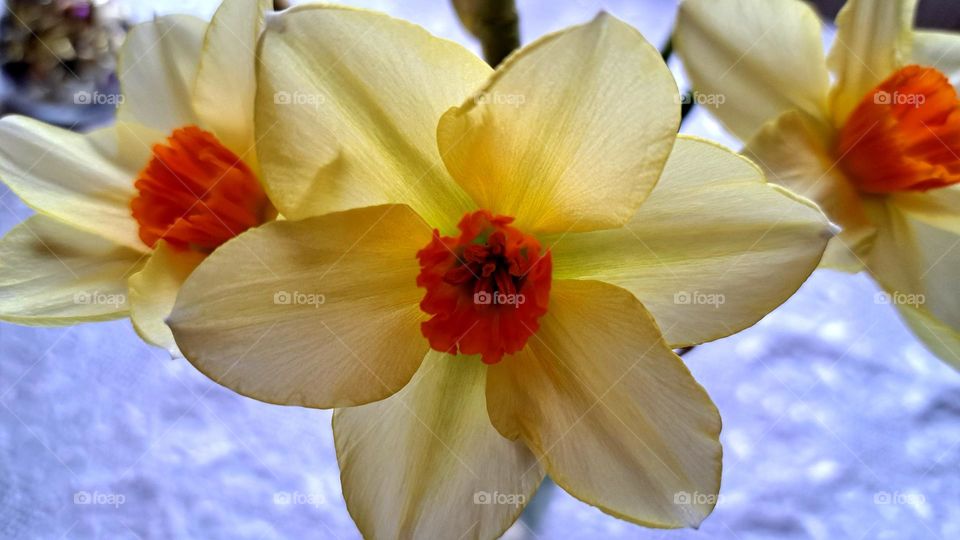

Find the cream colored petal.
xmin=438 ymin=13 xmax=677 ymax=235
xmin=828 ymin=0 xmax=918 ymax=124
xmin=675 ymin=0 xmax=831 ymax=141
xmin=0 ymin=117 xmax=146 ymax=252
xmin=128 ymin=241 xmax=205 ymax=355
xmin=913 ymin=30 xmax=960 ymax=88
xmin=117 ymin=15 xmax=206 ymax=133
xmin=544 ymin=136 xmax=831 ymax=348
xmin=168 ymin=204 xmax=431 ymax=408
xmin=334 ymin=351 xmax=542 ymax=539
xmin=255 ymin=5 xmax=491 ymax=231
xmin=486 ymin=279 xmax=721 ymax=528
xmin=744 ymin=110 xmax=875 ymax=272
xmin=866 ymin=195 xmax=960 ymax=367
xmin=0 ymin=215 xmax=143 ymax=324
xmin=193 ymin=0 xmax=271 ymax=158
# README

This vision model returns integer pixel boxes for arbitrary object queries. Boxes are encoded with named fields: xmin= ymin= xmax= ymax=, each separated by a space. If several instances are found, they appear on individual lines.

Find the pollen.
xmin=131 ymin=126 xmax=269 ymax=252
xmin=416 ymin=210 xmax=552 ymax=364
xmin=837 ymin=65 xmax=960 ymax=194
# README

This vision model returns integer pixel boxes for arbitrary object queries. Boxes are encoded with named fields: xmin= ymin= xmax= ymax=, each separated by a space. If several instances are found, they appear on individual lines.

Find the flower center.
xmin=416 ymin=210 xmax=552 ymax=364
xmin=131 ymin=126 xmax=269 ymax=252
xmin=837 ymin=65 xmax=960 ymax=194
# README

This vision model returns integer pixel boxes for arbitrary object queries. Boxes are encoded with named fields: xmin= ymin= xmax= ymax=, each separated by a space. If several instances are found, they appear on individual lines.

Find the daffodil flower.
xmin=168 ymin=6 xmax=831 ymax=536
xmin=677 ymin=0 xmax=960 ymax=367
xmin=0 ymin=0 xmax=272 ymax=354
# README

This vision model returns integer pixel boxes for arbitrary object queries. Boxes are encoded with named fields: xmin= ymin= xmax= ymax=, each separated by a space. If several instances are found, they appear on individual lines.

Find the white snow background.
xmin=1 ymin=0 xmax=959 ymax=538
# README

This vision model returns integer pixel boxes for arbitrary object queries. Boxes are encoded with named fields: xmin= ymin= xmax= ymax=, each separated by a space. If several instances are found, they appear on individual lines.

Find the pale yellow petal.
xmin=0 ymin=215 xmax=143 ymax=324
xmin=828 ymin=0 xmax=918 ymax=124
xmin=255 ymin=5 xmax=491 ymax=231
xmin=438 ymin=13 xmax=677 ymax=235
xmin=486 ymin=280 xmax=721 ymax=528
xmin=865 ymin=195 xmax=960 ymax=368
xmin=168 ymin=204 xmax=431 ymax=408
xmin=334 ymin=351 xmax=543 ymax=539
xmin=117 ymin=15 xmax=206 ymax=133
xmin=545 ymin=136 xmax=831 ymax=348
xmin=744 ymin=110 xmax=874 ymax=272
xmin=0 ymin=117 xmax=145 ymax=251
xmin=193 ymin=0 xmax=271 ymax=157
xmin=912 ymin=30 xmax=960 ymax=88
xmin=128 ymin=241 xmax=205 ymax=355
xmin=675 ymin=0 xmax=831 ymax=141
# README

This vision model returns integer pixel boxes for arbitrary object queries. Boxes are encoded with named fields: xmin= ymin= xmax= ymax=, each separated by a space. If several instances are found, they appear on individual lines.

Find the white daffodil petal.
xmin=828 ymin=0 xmax=918 ymax=123
xmin=0 ymin=117 xmax=145 ymax=251
xmin=486 ymin=279 xmax=722 ymax=529
xmin=545 ymin=136 xmax=831 ymax=348
xmin=255 ymin=5 xmax=491 ymax=231
xmin=128 ymin=241 xmax=205 ymax=355
xmin=867 ymin=196 xmax=960 ymax=365
xmin=0 ymin=214 xmax=143 ymax=324
xmin=913 ymin=30 xmax=960 ymax=89
xmin=675 ymin=0 xmax=831 ymax=140
xmin=438 ymin=13 xmax=678 ymax=235
xmin=334 ymin=351 xmax=543 ymax=539
xmin=193 ymin=0 xmax=271 ymax=158
xmin=744 ymin=110 xmax=875 ymax=272
xmin=168 ymin=204 xmax=431 ymax=408
xmin=117 ymin=14 xmax=206 ymax=133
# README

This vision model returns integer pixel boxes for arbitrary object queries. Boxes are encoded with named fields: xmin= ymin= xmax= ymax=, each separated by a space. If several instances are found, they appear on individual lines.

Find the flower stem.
xmin=451 ymin=0 xmax=521 ymax=67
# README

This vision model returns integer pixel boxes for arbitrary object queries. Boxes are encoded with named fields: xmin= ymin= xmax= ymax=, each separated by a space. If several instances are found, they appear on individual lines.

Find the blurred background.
xmin=1 ymin=0 xmax=959 ymax=538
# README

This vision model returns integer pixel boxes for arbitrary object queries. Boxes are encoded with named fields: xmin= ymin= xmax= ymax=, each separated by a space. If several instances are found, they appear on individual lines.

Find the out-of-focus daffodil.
xmin=677 ymin=0 xmax=960 ymax=367
xmin=168 ymin=6 xmax=831 ymax=537
xmin=0 ymin=0 xmax=273 ymax=354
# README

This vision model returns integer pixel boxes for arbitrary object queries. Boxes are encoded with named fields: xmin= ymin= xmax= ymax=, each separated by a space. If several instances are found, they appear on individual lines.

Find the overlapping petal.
xmin=193 ymin=0 xmax=271 ymax=158
xmin=254 ymin=5 xmax=491 ymax=231
xmin=486 ymin=279 xmax=721 ymax=528
xmin=744 ymin=110 xmax=874 ymax=271
xmin=438 ymin=13 xmax=677 ymax=235
xmin=912 ymin=31 xmax=960 ymax=88
xmin=866 ymin=194 xmax=960 ymax=368
xmin=828 ymin=0 xmax=918 ymax=123
xmin=675 ymin=0 xmax=831 ymax=140
xmin=333 ymin=351 xmax=543 ymax=539
xmin=0 ymin=118 xmax=145 ymax=251
xmin=0 ymin=215 xmax=143 ymax=324
xmin=128 ymin=241 xmax=205 ymax=355
xmin=168 ymin=204 xmax=431 ymax=408
xmin=117 ymin=14 xmax=207 ymax=133
xmin=545 ymin=136 xmax=831 ymax=347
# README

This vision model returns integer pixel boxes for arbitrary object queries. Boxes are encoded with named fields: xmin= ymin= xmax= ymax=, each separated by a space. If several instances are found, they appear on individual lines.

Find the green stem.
xmin=452 ymin=0 xmax=521 ymax=67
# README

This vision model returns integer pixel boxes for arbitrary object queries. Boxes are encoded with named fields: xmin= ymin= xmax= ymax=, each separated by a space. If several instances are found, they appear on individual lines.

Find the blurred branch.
xmin=676 ymin=346 xmax=696 ymax=357
xmin=273 ymin=0 xmax=289 ymax=10
xmin=452 ymin=0 xmax=520 ymax=67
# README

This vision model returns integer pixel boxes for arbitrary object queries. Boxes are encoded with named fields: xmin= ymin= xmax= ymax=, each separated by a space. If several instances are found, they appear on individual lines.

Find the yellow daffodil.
xmin=677 ymin=0 xmax=960 ymax=367
xmin=0 ymin=0 xmax=272 ymax=354
xmin=168 ymin=6 xmax=831 ymax=537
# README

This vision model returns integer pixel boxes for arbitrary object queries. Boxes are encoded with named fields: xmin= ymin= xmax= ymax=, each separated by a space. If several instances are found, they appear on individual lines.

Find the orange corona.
xmin=416 ymin=210 xmax=552 ymax=364
xmin=131 ymin=126 xmax=268 ymax=252
xmin=838 ymin=65 xmax=960 ymax=194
